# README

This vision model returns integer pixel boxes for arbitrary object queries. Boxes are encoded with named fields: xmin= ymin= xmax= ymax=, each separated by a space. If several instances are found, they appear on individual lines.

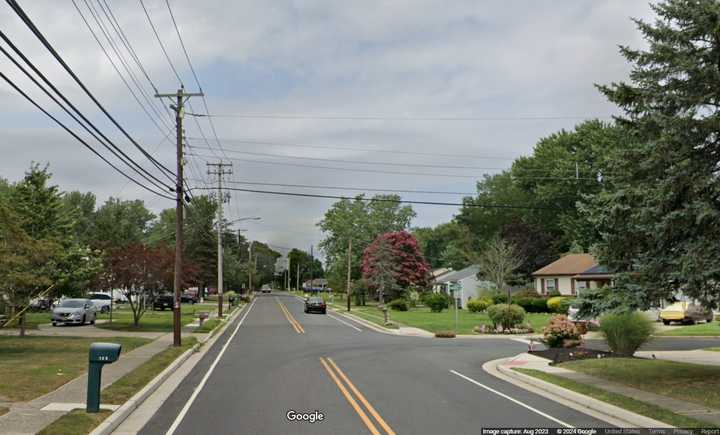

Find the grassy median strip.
xmin=0 ymin=336 xmax=150 ymax=402
xmin=657 ymin=321 xmax=720 ymax=336
xmin=103 ymin=336 xmax=198 ymax=404
xmin=514 ymin=368 xmax=712 ymax=428
xmin=39 ymin=336 xmax=198 ymax=435
xmin=561 ymin=358 xmax=720 ymax=411
xmin=193 ymin=318 xmax=221 ymax=334
xmin=37 ymin=410 xmax=112 ymax=435
xmin=0 ymin=407 xmax=7 ymax=417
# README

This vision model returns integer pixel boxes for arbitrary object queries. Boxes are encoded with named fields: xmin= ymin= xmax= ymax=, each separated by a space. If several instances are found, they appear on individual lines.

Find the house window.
xmin=577 ymin=281 xmax=588 ymax=291
xmin=546 ymin=278 xmax=556 ymax=294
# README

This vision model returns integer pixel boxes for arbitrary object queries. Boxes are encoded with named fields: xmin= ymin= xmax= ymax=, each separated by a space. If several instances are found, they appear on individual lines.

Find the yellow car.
xmin=659 ymin=302 xmax=713 ymax=325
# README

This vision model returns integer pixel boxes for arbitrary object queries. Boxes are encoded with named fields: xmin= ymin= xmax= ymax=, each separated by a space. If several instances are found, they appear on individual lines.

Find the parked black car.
xmin=153 ymin=294 xmax=174 ymax=311
xmin=180 ymin=293 xmax=198 ymax=304
xmin=304 ymin=296 xmax=326 ymax=314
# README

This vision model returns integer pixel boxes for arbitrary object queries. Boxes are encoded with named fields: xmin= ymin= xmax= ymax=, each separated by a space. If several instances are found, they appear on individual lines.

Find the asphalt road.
xmin=139 ymin=293 xmax=620 ymax=435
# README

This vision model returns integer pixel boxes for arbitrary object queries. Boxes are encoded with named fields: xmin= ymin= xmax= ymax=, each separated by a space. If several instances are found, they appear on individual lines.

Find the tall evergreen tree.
xmin=585 ymin=0 xmax=720 ymax=311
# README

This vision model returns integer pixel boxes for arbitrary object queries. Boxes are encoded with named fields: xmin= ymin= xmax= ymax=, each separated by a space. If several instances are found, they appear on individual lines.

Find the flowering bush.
xmin=543 ymin=314 xmax=581 ymax=348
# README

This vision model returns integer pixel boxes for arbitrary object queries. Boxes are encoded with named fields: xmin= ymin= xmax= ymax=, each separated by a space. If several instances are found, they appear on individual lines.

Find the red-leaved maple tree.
xmin=361 ymin=231 xmax=431 ymax=300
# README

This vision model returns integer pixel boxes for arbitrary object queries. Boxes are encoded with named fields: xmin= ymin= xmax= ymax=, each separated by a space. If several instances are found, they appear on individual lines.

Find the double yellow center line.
xmin=276 ymin=298 xmax=305 ymax=334
xmin=320 ymin=357 xmax=396 ymax=435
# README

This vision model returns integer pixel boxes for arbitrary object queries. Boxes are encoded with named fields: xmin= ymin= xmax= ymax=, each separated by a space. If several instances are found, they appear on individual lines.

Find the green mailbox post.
xmin=87 ymin=342 xmax=122 ymax=413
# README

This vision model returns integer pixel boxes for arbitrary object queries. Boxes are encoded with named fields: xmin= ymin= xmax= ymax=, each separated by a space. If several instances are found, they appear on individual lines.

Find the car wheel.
xmin=322 ymin=309 xmax=326 ymax=314
xmin=52 ymin=322 xmax=57 ymax=327
xmin=662 ymin=319 xmax=670 ymax=325
xmin=81 ymin=315 xmax=86 ymax=326
xmin=101 ymin=306 xmax=109 ymax=314
xmin=90 ymin=317 xmax=95 ymax=325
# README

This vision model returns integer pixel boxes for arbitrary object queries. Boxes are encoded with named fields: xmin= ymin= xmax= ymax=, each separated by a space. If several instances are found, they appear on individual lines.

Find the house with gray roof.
xmin=433 ymin=265 xmax=493 ymax=309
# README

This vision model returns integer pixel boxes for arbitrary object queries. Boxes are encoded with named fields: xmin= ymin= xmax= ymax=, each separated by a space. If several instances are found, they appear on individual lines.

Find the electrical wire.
xmin=189 ymin=179 xmax=476 ymax=196
xmin=0 ymin=70 xmax=174 ymax=200
xmin=189 ymin=113 xmax=612 ymax=122
xmin=0 ymin=33 xmax=174 ymax=194
xmin=72 ymin=0 xmax=172 ymax=135
xmin=188 ymin=152 xmax=600 ymax=180
xmin=184 ymin=136 xmax=516 ymax=161
xmin=6 ymin=0 xmax=177 ymax=183
xmin=191 ymin=187 xmax=558 ymax=209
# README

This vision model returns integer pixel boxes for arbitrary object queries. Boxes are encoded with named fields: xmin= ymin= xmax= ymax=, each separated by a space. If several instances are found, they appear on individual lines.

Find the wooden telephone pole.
xmin=346 ymin=239 xmax=352 ymax=311
xmin=207 ymin=162 xmax=233 ymax=317
xmin=155 ymin=86 xmax=203 ymax=347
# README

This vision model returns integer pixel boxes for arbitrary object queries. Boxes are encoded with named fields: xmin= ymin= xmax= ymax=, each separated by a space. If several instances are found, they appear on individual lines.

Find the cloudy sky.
xmin=0 ymin=0 xmax=654 ymax=257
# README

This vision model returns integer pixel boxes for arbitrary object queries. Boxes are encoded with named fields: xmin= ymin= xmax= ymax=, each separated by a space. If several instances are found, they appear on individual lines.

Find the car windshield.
xmin=89 ymin=294 xmax=110 ymax=300
xmin=59 ymin=299 xmax=86 ymax=308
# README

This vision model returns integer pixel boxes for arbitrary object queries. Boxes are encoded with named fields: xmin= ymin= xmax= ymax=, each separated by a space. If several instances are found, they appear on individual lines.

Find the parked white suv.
xmin=88 ymin=292 xmax=112 ymax=313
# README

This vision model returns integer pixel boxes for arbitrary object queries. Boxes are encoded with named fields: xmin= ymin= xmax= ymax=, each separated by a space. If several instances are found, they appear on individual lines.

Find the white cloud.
xmin=0 ymin=0 xmax=656 ymax=256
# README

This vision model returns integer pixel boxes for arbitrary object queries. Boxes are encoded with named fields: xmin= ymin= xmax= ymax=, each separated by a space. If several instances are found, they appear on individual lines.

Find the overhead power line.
xmin=192 ymin=187 xmax=557 ymax=210
xmin=188 ymin=144 xmax=601 ymax=174
xmin=192 ymin=179 xmax=477 ymax=196
xmin=6 ymin=0 xmax=176 ymax=183
xmin=0 ymin=31 xmax=174 ymax=193
xmin=188 ymin=113 xmax=612 ymax=122
xmin=0 ymin=70 xmax=174 ymax=200
xmin=188 ymin=152 xmax=600 ymax=180
xmin=185 ymin=136 xmax=516 ymax=161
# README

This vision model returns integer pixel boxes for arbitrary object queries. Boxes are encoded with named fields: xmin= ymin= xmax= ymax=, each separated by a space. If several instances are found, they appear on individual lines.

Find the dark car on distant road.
xmin=304 ymin=296 xmax=326 ymax=314
xmin=153 ymin=294 xmax=173 ymax=311
xmin=180 ymin=293 xmax=198 ymax=304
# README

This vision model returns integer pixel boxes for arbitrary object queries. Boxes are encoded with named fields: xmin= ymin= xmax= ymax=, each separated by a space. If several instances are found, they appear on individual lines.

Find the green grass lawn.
xmin=96 ymin=303 xmax=218 ymax=332
xmin=706 ymin=348 xmax=720 ymax=352
xmin=103 ymin=336 xmax=197 ymax=404
xmin=37 ymin=337 xmax=198 ymax=435
xmin=2 ymin=311 xmax=53 ymax=330
xmin=560 ymin=358 xmax=720 ymax=411
xmin=37 ymin=409 xmax=111 ymax=435
xmin=514 ymin=368 xmax=713 ymax=428
xmin=0 ymin=336 xmax=150 ymax=402
xmin=333 ymin=303 xmax=551 ymax=334
xmin=193 ymin=318 xmax=221 ymax=334
xmin=657 ymin=321 xmax=720 ymax=336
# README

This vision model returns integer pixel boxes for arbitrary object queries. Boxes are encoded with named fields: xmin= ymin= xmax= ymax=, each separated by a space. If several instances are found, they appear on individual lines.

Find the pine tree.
xmin=587 ymin=0 xmax=720 ymax=309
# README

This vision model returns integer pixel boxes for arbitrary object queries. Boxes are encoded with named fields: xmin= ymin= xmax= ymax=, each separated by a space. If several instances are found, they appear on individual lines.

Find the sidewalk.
xmin=498 ymin=353 xmax=720 ymax=426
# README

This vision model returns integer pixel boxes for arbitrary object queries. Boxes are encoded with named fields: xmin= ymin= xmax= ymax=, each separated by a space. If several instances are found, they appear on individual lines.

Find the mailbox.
xmin=87 ymin=342 xmax=122 ymax=413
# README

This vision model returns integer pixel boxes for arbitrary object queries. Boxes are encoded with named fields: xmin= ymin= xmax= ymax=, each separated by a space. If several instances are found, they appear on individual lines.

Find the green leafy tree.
xmin=93 ymin=198 xmax=155 ymax=249
xmin=318 ymin=194 xmax=415 ymax=286
xmin=62 ymin=191 xmax=96 ymax=246
xmin=475 ymin=237 xmax=524 ymax=303
xmin=183 ymin=196 xmax=217 ymax=295
xmin=584 ymin=0 xmax=720 ymax=310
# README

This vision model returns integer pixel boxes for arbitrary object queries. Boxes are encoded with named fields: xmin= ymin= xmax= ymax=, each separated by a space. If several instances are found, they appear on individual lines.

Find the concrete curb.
xmin=482 ymin=356 xmax=673 ymax=428
xmin=89 ymin=303 xmax=247 ymax=435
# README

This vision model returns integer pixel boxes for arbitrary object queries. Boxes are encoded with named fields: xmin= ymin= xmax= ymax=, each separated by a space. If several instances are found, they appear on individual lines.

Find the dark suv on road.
xmin=304 ymin=296 xmax=326 ymax=314
xmin=153 ymin=294 xmax=173 ymax=311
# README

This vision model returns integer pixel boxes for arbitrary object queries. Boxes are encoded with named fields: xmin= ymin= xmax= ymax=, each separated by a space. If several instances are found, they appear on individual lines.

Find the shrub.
xmin=547 ymin=296 xmax=570 ymax=313
xmin=406 ymin=289 xmax=420 ymax=308
xmin=388 ymin=299 xmax=408 ymax=311
xmin=515 ymin=297 xmax=550 ymax=313
xmin=425 ymin=293 xmax=450 ymax=312
xmin=513 ymin=288 xmax=542 ymax=299
xmin=599 ymin=311 xmax=654 ymax=356
xmin=487 ymin=304 xmax=526 ymax=330
xmin=238 ymin=295 xmax=252 ymax=303
xmin=435 ymin=330 xmax=456 ymax=338
xmin=467 ymin=297 xmax=492 ymax=313
xmin=543 ymin=315 xmax=581 ymax=348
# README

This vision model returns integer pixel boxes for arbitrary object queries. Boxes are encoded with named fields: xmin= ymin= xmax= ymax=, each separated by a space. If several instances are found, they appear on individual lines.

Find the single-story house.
xmin=532 ymin=254 xmax=612 ymax=296
xmin=434 ymin=265 xmax=493 ymax=308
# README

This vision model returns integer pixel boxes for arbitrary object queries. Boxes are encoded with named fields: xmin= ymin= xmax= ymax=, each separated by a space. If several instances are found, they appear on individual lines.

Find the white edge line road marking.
xmin=509 ymin=338 xmax=532 ymax=345
xmin=327 ymin=313 xmax=362 ymax=332
xmin=166 ymin=298 xmax=257 ymax=435
xmin=449 ymin=370 xmax=573 ymax=428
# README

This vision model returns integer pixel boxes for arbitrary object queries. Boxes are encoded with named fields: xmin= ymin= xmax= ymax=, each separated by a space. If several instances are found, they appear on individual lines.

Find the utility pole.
xmin=248 ymin=241 xmax=253 ymax=292
xmin=310 ymin=245 xmax=314 ymax=292
xmin=296 ymin=263 xmax=300 ymax=292
xmin=208 ymin=162 xmax=233 ymax=317
xmin=156 ymin=86 xmax=203 ymax=347
xmin=346 ymin=238 xmax=352 ymax=311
